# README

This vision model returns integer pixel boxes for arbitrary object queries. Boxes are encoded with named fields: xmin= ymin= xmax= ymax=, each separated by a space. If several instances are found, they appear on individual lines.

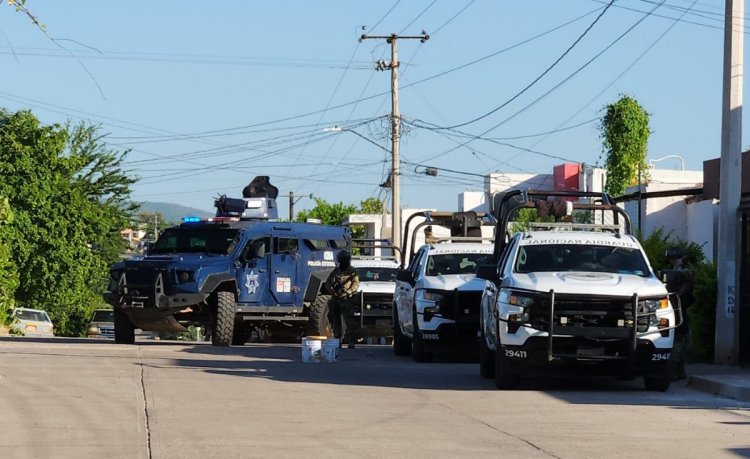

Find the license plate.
xmin=577 ymin=347 xmax=604 ymax=357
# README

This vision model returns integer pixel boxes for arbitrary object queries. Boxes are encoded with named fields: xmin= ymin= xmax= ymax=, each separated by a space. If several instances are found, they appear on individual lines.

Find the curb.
xmin=687 ymin=374 xmax=750 ymax=403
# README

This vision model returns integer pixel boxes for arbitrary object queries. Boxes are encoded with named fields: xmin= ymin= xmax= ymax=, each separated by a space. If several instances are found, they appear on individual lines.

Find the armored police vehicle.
xmin=393 ymin=211 xmax=494 ymax=362
xmin=477 ymin=190 xmax=681 ymax=391
xmin=105 ymin=177 xmax=350 ymax=346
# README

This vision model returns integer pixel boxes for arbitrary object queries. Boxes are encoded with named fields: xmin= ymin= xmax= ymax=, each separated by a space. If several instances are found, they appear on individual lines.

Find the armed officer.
xmin=325 ymin=250 xmax=360 ymax=348
xmin=664 ymin=246 xmax=693 ymax=380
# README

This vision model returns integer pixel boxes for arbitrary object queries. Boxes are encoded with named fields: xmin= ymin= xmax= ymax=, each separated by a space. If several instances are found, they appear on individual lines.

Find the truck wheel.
xmin=411 ymin=311 xmax=433 ymax=363
xmin=212 ymin=291 xmax=235 ymax=347
xmin=494 ymin=344 xmax=520 ymax=390
xmin=479 ymin=328 xmax=495 ymax=379
xmin=644 ymin=372 xmax=671 ymax=392
xmin=392 ymin=306 xmax=411 ymax=356
xmin=114 ymin=308 xmax=135 ymax=344
xmin=307 ymin=294 xmax=332 ymax=337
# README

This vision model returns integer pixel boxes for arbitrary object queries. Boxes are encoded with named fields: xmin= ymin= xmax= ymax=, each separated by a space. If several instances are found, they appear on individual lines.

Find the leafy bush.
xmin=638 ymin=227 xmax=716 ymax=362
xmin=688 ymin=261 xmax=717 ymax=362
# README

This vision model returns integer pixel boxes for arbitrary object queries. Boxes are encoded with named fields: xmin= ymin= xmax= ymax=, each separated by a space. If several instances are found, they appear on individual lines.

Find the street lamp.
xmin=325 ymin=126 xmax=399 ymax=255
xmin=648 ymin=154 xmax=685 ymax=171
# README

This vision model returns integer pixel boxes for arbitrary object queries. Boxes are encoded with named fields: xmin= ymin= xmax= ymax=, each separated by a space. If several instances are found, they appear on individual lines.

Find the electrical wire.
xmin=441 ymin=0 xmax=615 ymax=130
xmin=424 ymin=0 xmax=669 ymax=162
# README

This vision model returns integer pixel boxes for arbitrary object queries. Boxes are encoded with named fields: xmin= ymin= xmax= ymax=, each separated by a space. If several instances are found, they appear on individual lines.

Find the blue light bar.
xmin=182 ymin=216 xmax=201 ymax=223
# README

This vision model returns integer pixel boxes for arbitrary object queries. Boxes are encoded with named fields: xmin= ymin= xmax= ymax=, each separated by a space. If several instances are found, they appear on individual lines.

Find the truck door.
xmin=398 ymin=247 xmax=425 ymax=335
xmin=270 ymin=236 xmax=299 ymax=305
xmin=236 ymin=237 xmax=272 ymax=305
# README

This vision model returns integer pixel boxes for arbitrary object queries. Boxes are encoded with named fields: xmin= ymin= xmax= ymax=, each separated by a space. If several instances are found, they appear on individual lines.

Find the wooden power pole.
xmin=359 ymin=32 xmax=429 ymax=258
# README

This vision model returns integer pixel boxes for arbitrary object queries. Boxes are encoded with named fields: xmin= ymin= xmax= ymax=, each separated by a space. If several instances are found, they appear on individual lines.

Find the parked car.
xmin=87 ymin=309 xmax=115 ymax=338
xmin=11 ymin=307 xmax=54 ymax=337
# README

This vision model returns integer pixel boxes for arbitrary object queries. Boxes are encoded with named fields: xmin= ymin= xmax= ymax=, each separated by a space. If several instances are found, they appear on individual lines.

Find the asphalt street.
xmin=0 ymin=337 xmax=748 ymax=459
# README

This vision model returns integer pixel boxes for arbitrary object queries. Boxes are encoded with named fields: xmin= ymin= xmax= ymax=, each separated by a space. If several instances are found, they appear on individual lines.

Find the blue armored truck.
xmin=105 ymin=177 xmax=350 ymax=346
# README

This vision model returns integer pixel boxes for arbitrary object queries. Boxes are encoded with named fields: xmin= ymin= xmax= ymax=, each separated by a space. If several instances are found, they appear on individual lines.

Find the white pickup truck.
xmin=392 ymin=211 xmax=495 ymax=362
xmin=478 ymin=190 xmax=680 ymax=391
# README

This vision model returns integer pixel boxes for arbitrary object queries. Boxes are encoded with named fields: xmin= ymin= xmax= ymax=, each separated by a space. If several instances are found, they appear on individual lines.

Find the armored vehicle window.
xmin=425 ymin=253 xmax=493 ymax=276
xmin=514 ymin=244 xmax=649 ymax=277
xmin=150 ymin=228 xmax=239 ymax=255
xmin=242 ymin=237 xmax=270 ymax=261
xmin=356 ymin=267 xmax=397 ymax=282
xmin=275 ymin=237 xmax=298 ymax=253
xmin=304 ymin=239 xmax=329 ymax=251
xmin=330 ymin=239 xmax=348 ymax=249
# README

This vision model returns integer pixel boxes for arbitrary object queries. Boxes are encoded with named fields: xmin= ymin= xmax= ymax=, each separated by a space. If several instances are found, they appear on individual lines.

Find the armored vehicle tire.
xmin=307 ymin=294 xmax=333 ymax=337
xmin=114 ymin=308 xmax=135 ymax=344
xmin=212 ymin=291 xmax=235 ymax=347
xmin=411 ymin=311 xmax=433 ymax=363
xmin=644 ymin=372 xmax=671 ymax=392
xmin=494 ymin=344 xmax=520 ymax=390
xmin=479 ymin=328 xmax=495 ymax=379
xmin=392 ymin=307 xmax=411 ymax=356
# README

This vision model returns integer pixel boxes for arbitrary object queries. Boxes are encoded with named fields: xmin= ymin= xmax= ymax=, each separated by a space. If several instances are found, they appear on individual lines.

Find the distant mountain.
xmin=137 ymin=201 xmax=214 ymax=224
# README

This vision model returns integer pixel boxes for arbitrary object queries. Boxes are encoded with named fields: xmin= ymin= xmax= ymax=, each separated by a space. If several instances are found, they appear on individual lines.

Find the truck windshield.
xmin=15 ymin=309 xmax=51 ymax=323
xmin=355 ymin=267 xmax=398 ymax=282
xmin=150 ymin=228 xmax=239 ymax=255
xmin=514 ymin=244 xmax=650 ymax=277
xmin=91 ymin=310 xmax=114 ymax=322
xmin=425 ymin=253 xmax=492 ymax=276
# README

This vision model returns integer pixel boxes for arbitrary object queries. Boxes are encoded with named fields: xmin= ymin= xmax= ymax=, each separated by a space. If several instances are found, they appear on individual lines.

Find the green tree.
xmin=0 ymin=110 xmax=136 ymax=336
xmin=0 ymin=196 xmax=19 ymax=326
xmin=600 ymin=95 xmax=651 ymax=196
xmin=359 ymin=198 xmax=384 ymax=214
xmin=295 ymin=198 xmax=357 ymax=226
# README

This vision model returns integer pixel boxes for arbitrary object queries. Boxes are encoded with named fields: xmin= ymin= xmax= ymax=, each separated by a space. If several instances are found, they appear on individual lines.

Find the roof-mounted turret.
xmin=214 ymin=176 xmax=279 ymax=220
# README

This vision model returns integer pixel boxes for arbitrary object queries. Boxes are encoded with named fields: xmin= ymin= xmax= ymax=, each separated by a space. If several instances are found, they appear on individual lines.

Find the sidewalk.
xmin=686 ymin=363 xmax=750 ymax=403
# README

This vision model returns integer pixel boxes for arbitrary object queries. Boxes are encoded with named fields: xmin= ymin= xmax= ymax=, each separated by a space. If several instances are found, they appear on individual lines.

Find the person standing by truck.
xmin=326 ymin=250 xmax=360 ymax=348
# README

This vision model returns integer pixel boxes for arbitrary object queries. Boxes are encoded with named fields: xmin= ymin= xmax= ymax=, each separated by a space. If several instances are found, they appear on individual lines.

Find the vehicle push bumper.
xmin=355 ymin=292 xmax=393 ymax=336
xmin=105 ymin=271 xmax=208 ymax=332
xmin=499 ymin=290 xmax=683 ymax=376
xmin=418 ymin=289 xmax=483 ymax=351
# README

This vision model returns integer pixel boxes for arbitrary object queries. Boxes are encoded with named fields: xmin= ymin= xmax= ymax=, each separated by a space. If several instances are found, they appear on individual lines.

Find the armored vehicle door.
xmin=236 ymin=236 xmax=273 ymax=305
xmin=270 ymin=235 xmax=300 ymax=305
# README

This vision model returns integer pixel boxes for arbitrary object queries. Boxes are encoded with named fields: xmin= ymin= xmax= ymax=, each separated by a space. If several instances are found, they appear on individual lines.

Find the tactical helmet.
xmin=665 ymin=246 xmax=686 ymax=260
xmin=337 ymin=250 xmax=351 ymax=261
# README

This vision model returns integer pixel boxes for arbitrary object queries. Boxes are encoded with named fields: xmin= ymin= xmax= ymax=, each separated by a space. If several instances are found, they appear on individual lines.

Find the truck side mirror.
xmin=396 ymin=269 xmax=413 ymax=283
xmin=476 ymin=263 xmax=499 ymax=281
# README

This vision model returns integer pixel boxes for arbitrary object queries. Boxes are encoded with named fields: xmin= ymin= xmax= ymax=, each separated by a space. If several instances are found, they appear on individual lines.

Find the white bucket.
xmin=301 ymin=336 xmax=325 ymax=363
xmin=322 ymin=338 xmax=340 ymax=363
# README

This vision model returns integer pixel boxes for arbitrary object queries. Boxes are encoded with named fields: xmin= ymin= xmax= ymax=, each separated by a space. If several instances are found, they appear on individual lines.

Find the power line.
xmin=424 ymin=0 xmax=669 ymax=162
xmin=442 ymin=0 xmax=616 ymax=130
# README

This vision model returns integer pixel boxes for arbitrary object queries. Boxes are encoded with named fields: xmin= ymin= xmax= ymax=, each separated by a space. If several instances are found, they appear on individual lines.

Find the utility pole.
xmin=289 ymin=191 xmax=294 ymax=221
xmin=279 ymin=192 xmax=313 ymax=221
xmin=360 ymin=32 xmax=429 ymax=258
xmin=716 ymin=0 xmax=743 ymax=364
xmin=153 ymin=214 xmax=158 ymax=241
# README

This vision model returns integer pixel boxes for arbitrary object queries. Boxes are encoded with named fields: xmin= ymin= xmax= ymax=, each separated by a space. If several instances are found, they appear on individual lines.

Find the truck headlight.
xmin=416 ymin=290 xmax=443 ymax=321
xmin=87 ymin=326 xmax=99 ymax=336
xmin=640 ymin=298 xmax=668 ymax=313
xmin=175 ymin=270 xmax=195 ymax=283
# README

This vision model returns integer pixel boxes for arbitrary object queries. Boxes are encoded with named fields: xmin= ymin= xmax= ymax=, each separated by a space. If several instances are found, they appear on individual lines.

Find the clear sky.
xmin=0 ymin=1 xmax=738 ymax=216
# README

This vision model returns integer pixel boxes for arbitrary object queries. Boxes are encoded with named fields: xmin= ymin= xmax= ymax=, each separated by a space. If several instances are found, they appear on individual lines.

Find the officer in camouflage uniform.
xmin=326 ymin=250 xmax=360 ymax=348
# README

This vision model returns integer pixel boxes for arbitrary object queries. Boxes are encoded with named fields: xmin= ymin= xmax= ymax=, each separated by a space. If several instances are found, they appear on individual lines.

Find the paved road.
xmin=1 ymin=337 xmax=749 ymax=459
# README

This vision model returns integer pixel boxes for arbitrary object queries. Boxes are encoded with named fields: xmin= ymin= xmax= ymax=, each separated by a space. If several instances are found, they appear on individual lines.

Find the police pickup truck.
xmin=477 ymin=190 xmax=681 ymax=391
xmin=393 ymin=211 xmax=494 ymax=362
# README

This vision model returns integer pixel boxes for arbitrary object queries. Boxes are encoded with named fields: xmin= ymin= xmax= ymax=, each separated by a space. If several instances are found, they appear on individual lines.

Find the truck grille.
xmin=120 ymin=268 xmax=172 ymax=308
xmin=437 ymin=291 xmax=482 ymax=323
xmin=528 ymin=293 xmax=648 ymax=334
xmin=361 ymin=293 xmax=393 ymax=317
